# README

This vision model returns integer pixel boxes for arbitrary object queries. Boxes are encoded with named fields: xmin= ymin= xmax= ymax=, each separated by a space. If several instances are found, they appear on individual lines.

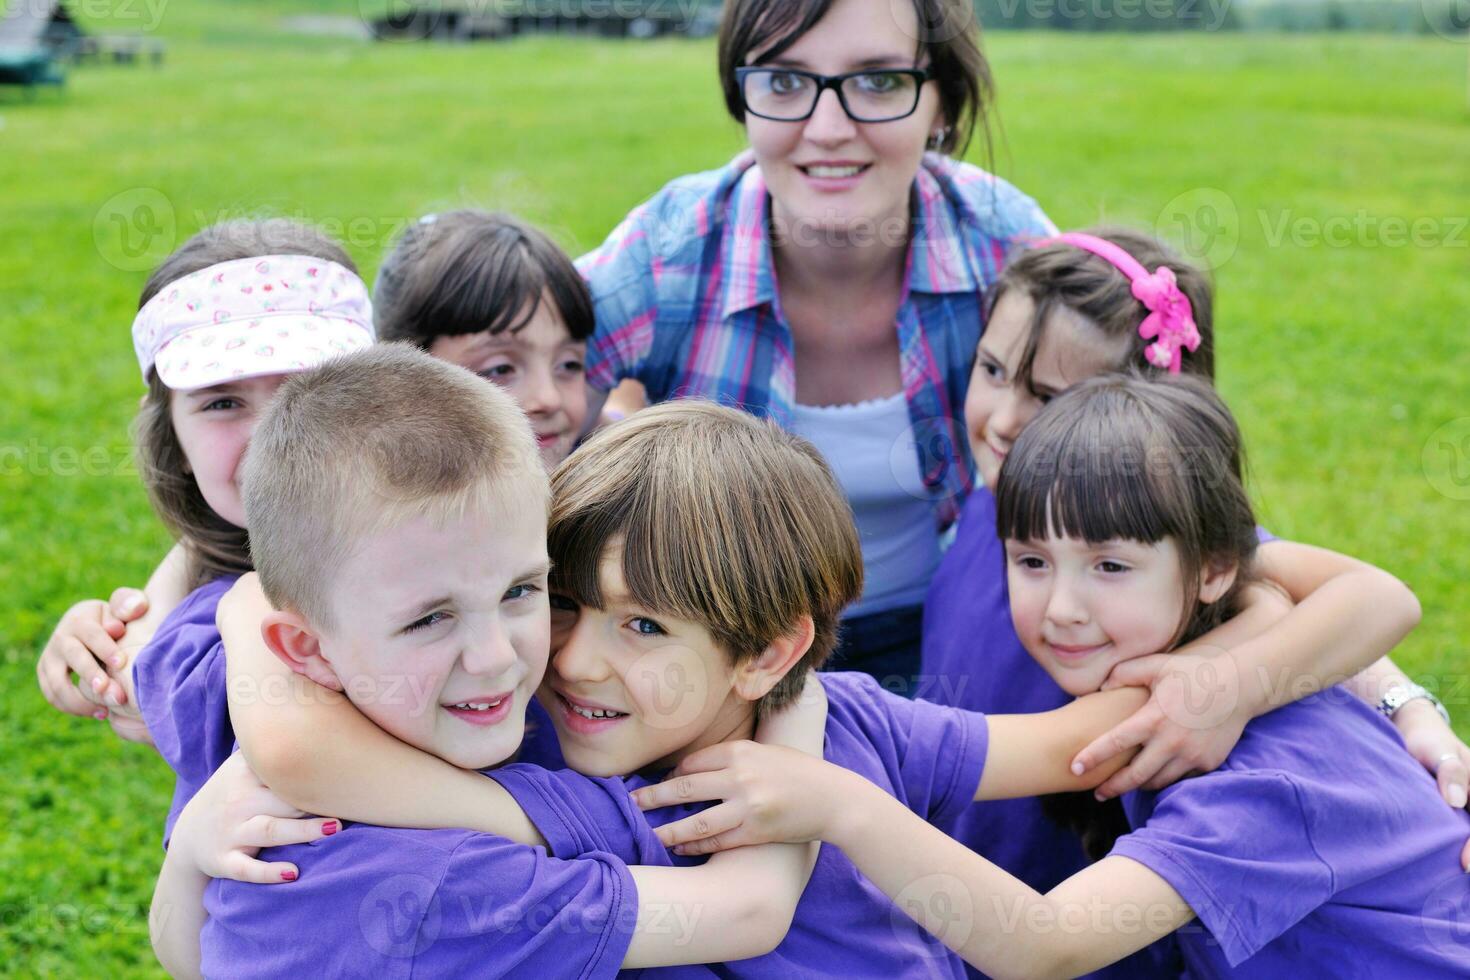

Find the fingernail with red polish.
xmin=281 ymin=870 xmax=297 ymax=881
xmin=322 ymin=821 xmax=339 ymax=836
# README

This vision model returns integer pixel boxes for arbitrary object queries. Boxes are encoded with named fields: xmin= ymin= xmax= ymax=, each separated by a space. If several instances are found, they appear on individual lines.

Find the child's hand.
xmin=36 ymin=589 xmax=148 ymax=718
xmin=1070 ymin=582 xmax=1295 ymax=800
xmin=631 ymin=741 xmax=856 ymax=856
xmin=172 ymin=752 xmax=339 ymax=884
xmin=1070 ymin=646 xmax=1252 ymax=800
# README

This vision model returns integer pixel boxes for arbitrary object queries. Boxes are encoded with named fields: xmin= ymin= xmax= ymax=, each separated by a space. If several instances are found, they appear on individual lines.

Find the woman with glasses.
xmin=578 ymin=0 xmax=1054 ymax=691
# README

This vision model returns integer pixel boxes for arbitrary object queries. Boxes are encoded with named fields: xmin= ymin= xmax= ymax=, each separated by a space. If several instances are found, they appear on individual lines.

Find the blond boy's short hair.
xmin=548 ymin=400 xmax=863 ymax=713
xmin=243 ymin=343 xmax=545 ymax=628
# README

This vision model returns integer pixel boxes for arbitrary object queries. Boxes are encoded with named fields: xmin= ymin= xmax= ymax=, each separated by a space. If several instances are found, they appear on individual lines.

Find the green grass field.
xmin=2 ymin=4 xmax=1468 ymax=973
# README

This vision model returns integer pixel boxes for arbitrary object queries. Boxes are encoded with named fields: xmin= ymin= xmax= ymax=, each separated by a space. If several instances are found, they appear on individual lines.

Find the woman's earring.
xmin=926 ymin=126 xmax=951 ymax=152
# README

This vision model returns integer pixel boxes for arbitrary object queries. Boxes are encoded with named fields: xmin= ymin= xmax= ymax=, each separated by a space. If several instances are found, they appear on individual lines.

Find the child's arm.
xmin=621 ymin=677 xmax=825 ymax=966
xmin=638 ymin=746 xmax=1187 ymax=978
xmin=115 ymin=542 xmax=193 ymax=668
xmin=150 ymin=846 xmax=208 ymax=979
xmin=218 ymin=575 xmax=546 ymax=845
xmin=978 ymin=687 xmax=1147 ymax=799
xmin=150 ymin=752 xmax=336 ymax=978
xmin=824 ymin=770 xmax=1190 ymax=978
xmin=1074 ymin=541 xmax=1422 ymax=798
xmin=635 ymin=687 xmax=1146 ymax=851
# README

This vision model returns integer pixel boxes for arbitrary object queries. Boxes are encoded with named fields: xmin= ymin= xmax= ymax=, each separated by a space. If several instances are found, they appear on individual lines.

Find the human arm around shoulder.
xmin=621 ymin=675 xmax=827 ymax=967
xmin=218 ymin=574 xmax=545 ymax=846
xmin=978 ymin=687 xmax=1147 ymax=800
xmin=825 ymin=776 xmax=1193 ymax=979
xmin=150 ymin=753 xmax=336 ymax=978
xmin=640 ymin=734 xmax=1191 ymax=979
xmin=1075 ymin=540 xmax=1422 ymax=798
xmin=636 ymin=686 xmax=1145 ymax=851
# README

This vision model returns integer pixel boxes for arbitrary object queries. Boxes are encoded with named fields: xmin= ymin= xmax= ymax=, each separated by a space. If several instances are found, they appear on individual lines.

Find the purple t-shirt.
xmin=199 ymin=764 xmax=661 ymax=979
xmin=601 ymin=670 xmax=991 ymax=979
xmin=131 ymin=575 xmax=239 ymax=846
xmin=921 ymin=489 xmax=1178 ymax=979
xmin=1111 ymin=691 xmax=1470 ymax=977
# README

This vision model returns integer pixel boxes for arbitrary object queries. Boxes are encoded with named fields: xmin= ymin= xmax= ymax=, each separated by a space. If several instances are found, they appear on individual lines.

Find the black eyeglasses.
xmin=734 ymin=67 xmax=932 ymax=124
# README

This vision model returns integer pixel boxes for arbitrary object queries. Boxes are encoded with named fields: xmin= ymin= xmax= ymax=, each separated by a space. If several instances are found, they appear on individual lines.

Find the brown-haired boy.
xmin=214 ymin=399 xmax=1142 ymax=976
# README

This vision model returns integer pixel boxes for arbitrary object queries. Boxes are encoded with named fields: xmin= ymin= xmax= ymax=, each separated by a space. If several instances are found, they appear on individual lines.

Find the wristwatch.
xmin=1377 ymin=683 xmax=1451 ymax=726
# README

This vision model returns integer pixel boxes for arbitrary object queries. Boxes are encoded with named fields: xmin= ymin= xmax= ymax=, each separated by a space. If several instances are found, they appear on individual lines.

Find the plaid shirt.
xmin=578 ymin=151 xmax=1054 ymax=528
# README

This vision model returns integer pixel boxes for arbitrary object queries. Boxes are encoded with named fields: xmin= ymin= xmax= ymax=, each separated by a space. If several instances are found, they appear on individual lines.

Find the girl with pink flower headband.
xmin=35 ymin=220 xmax=374 ymax=750
xmin=915 ymin=224 xmax=1470 ymax=966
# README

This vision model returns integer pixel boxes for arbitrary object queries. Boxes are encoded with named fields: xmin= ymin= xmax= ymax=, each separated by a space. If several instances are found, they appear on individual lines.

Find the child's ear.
xmin=260 ymin=609 xmax=344 ymax=692
xmin=1198 ymin=557 xmax=1239 ymax=606
xmin=733 ymin=615 xmax=815 ymax=703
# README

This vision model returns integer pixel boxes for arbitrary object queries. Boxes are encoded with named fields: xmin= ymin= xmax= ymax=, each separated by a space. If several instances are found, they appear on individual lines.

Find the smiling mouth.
xmin=441 ymin=694 xmax=513 ymax=726
xmin=559 ymin=691 xmax=628 ymax=721
xmin=1047 ymin=642 xmax=1111 ymax=661
xmin=799 ymin=163 xmax=870 ymax=179
xmin=550 ymin=690 xmax=632 ymax=736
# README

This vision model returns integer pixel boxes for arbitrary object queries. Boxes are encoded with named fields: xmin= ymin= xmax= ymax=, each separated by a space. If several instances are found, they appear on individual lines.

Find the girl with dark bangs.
xmin=915 ymin=228 xmax=1468 ymax=980
xmin=638 ymin=373 xmax=1470 ymax=979
xmin=375 ymin=210 xmax=594 ymax=469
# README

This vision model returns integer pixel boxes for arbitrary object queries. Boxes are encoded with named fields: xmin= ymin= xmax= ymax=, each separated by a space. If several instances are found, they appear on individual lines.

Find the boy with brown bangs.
xmin=147 ymin=348 xmax=825 ymax=977
xmin=209 ymin=400 xmax=1149 ymax=978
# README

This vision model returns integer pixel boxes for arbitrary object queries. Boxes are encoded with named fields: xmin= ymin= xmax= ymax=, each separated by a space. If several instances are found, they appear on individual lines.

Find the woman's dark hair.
xmin=373 ymin=210 xmax=593 ymax=348
xmin=988 ymin=227 xmax=1216 ymax=393
xmin=134 ymin=219 xmax=357 ymax=590
xmin=995 ymin=371 xmax=1260 ymax=860
xmin=717 ymin=0 xmax=990 ymax=157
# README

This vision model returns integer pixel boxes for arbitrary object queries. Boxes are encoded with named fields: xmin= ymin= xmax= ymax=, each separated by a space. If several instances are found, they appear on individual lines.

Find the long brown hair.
xmin=132 ymin=219 xmax=357 ymax=589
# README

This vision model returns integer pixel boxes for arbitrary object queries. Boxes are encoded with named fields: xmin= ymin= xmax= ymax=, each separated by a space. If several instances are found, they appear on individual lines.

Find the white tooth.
xmin=807 ymin=165 xmax=861 ymax=178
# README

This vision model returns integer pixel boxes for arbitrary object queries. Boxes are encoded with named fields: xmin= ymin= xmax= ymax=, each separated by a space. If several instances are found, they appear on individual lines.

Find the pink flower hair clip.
xmin=1036 ymin=232 xmax=1201 ymax=374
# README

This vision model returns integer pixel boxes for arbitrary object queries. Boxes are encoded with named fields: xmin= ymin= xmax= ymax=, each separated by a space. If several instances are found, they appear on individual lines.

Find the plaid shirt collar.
xmin=718 ymin=151 xmax=981 ymax=322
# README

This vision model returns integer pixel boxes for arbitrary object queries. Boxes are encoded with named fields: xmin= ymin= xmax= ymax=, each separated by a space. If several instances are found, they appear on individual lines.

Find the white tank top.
xmin=791 ymin=393 xmax=941 ymax=617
